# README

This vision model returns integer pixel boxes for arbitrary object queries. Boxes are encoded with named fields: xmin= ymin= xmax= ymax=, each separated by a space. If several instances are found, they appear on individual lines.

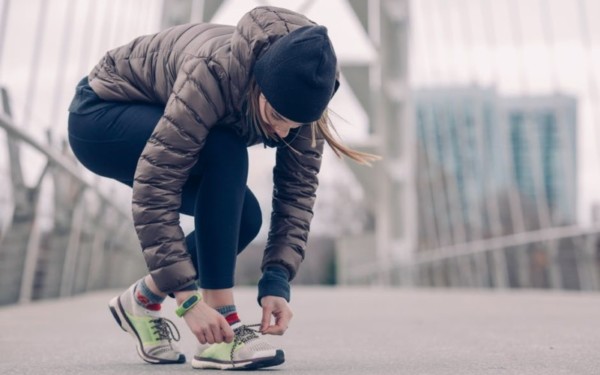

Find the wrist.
xmin=174 ymin=290 xmax=199 ymax=305
xmin=175 ymin=291 xmax=203 ymax=317
xmin=257 ymin=265 xmax=291 ymax=305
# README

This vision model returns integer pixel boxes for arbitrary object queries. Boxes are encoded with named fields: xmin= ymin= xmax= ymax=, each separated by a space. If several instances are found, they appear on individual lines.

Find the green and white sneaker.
xmin=108 ymin=284 xmax=186 ymax=364
xmin=192 ymin=323 xmax=285 ymax=370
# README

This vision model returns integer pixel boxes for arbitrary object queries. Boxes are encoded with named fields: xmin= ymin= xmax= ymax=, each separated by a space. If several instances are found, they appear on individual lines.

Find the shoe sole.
xmin=108 ymin=295 xmax=186 ymax=365
xmin=191 ymin=349 xmax=285 ymax=370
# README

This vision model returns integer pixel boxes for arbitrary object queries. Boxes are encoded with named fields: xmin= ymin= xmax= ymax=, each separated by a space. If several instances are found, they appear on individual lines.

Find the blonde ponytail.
xmin=311 ymin=110 xmax=381 ymax=166
xmin=246 ymin=79 xmax=381 ymax=166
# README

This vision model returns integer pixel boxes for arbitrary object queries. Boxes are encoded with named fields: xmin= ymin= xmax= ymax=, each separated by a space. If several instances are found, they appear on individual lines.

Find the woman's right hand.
xmin=174 ymin=291 xmax=234 ymax=344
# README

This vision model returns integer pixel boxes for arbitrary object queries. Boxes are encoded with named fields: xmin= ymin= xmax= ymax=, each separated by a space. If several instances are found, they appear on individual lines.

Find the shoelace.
xmin=230 ymin=324 xmax=262 ymax=367
xmin=151 ymin=318 xmax=181 ymax=343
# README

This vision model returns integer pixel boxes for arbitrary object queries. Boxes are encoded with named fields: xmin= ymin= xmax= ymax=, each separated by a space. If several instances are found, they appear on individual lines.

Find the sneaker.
xmin=108 ymin=283 xmax=186 ymax=364
xmin=192 ymin=323 xmax=285 ymax=370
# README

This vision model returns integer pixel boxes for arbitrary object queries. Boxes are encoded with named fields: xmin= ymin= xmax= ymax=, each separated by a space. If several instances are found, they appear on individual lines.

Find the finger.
xmin=196 ymin=332 xmax=207 ymax=345
xmin=203 ymin=328 xmax=215 ymax=344
xmin=276 ymin=312 xmax=291 ymax=332
xmin=261 ymin=305 xmax=273 ymax=332
xmin=220 ymin=317 xmax=235 ymax=343
xmin=222 ymin=322 xmax=235 ymax=343
xmin=265 ymin=311 xmax=291 ymax=335
xmin=211 ymin=324 xmax=224 ymax=343
xmin=262 ymin=324 xmax=285 ymax=335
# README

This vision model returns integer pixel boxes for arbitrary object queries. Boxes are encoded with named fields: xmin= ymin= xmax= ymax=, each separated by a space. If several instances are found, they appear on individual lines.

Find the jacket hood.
xmin=228 ymin=6 xmax=339 ymax=114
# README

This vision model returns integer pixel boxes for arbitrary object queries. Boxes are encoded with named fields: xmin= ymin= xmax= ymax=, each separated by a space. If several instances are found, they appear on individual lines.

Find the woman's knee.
xmin=237 ymin=190 xmax=263 ymax=253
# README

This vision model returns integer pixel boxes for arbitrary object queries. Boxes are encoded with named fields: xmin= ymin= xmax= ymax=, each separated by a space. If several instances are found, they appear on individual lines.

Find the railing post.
xmin=474 ymin=253 xmax=489 ymax=287
xmin=579 ymin=234 xmax=600 ymax=291
xmin=74 ymin=193 xmax=102 ymax=294
xmin=546 ymin=239 xmax=563 ymax=289
xmin=515 ymin=245 xmax=531 ymax=288
xmin=59 ymin=187 xmax=86 ymax=297
xmin=85 ymin=202 xmax=107 ymax=291
xmin=491 ymin=247 xmax=509 ymax=288
xmin=35 ymin=159 xmax=85 ymax=299
xmin=19 ymin=162 xmax=51 ymax=303
xmin=0 ymin=87 xmax=41 ymax=305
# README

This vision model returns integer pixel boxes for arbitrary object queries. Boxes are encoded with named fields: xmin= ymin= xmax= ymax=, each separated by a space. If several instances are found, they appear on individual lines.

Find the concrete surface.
xmin=1 ymin=286 xmax=599 ymax=374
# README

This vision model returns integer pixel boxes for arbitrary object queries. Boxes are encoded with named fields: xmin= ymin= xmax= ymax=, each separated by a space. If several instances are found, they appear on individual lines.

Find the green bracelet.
xmin=175 ymin=292 xmax=202 ymax=317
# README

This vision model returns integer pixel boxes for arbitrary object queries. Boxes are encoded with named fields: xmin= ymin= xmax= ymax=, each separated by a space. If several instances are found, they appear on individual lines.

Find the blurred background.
xmin=1 ymin=0 xmax=599 ymax=306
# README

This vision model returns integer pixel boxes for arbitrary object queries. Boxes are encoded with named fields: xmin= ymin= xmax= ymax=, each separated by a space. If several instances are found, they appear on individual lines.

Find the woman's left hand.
xmin=260 ymin=296 xmax=293 ymax=335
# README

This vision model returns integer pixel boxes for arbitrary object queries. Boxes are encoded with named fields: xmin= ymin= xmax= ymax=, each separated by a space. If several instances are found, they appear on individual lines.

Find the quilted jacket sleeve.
xmin=262 ymin=126 xmax=325 ymax=280
xmin=132 ymin=58 xmax=226 ymax=293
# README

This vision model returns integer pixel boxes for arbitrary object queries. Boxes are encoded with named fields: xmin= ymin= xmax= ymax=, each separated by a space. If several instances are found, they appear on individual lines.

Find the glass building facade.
xmin=414 ymin=87 xmax=577 ymax=251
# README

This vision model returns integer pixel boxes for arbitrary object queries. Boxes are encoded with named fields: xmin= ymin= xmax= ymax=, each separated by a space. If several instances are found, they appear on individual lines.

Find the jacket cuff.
xmin=261 ymin=245 xmax=302 ymax=281
xmin=257 ymin=265 xmax=291 ymax=306
xmin=149 ymin=259 xmax=197 ymax=294
xmin=175 ymin=282 xmax=199 ymax=291
xmin=167 ymin=280 xmax=198 ymax=299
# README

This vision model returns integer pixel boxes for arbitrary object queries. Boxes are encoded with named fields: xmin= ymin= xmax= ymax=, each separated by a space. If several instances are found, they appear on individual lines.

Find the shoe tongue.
xmin=141 ymin=307 xmax=161 ymax=318
xmin=231 ymin=322 xmax=243 ymax=330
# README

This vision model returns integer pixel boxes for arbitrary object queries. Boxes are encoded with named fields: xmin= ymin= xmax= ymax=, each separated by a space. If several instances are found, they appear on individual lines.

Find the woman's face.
xmin=259 ymin=93 xmax=302 ymax=139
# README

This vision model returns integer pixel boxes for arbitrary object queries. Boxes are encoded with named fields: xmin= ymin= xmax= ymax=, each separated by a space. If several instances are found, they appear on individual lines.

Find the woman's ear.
xmin=332 ymin=78 xmax=340 ymax=96
xmin=332 ymin=67 xmax=341 ymax=96
xmin=258 ymin=92 xmax=268 ymax=123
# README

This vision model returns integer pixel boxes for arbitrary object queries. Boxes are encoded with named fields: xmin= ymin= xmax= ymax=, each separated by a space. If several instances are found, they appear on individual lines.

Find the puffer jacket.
xmin=88 ymin=6 xmax=336 ymax=293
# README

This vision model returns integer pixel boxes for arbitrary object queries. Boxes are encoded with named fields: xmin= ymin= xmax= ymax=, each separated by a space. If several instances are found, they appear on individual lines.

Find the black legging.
xmin=68 ymin=97 xmax=261 ymax=290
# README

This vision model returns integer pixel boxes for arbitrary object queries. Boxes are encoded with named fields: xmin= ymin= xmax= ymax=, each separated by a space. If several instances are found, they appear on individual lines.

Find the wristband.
xmin=175 ymin=292 xmax=202 ymax=317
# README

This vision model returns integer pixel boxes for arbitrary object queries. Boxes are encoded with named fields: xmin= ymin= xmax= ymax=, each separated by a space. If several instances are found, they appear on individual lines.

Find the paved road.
xmin=1 ymin=286 xmax=599 ymax=374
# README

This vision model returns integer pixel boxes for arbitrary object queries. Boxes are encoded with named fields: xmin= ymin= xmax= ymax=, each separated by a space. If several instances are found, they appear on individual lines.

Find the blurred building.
xmin=414 ymin=87 xmax=497 ymax=248
xmin=414 ymin=87 xmax=577 ymax=251
xmin=499 ymin=95 xmax=577 ymax=227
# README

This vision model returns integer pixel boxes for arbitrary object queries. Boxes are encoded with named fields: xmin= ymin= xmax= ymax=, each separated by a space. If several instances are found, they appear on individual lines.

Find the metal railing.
xmin=409 ymin=226 xmax=600 ymax=291
xmin=0 ymin=0 xmax=167 ymax=305
xmin=0 ymin=87 xmax=145 ymax=306
xmin=337 ymin=226 xmax=600 ymax=291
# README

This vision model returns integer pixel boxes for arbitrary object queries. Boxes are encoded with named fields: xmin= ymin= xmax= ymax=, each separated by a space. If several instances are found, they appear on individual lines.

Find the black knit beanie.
xmin=253 ymin=25 xmax=338 ymax=123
